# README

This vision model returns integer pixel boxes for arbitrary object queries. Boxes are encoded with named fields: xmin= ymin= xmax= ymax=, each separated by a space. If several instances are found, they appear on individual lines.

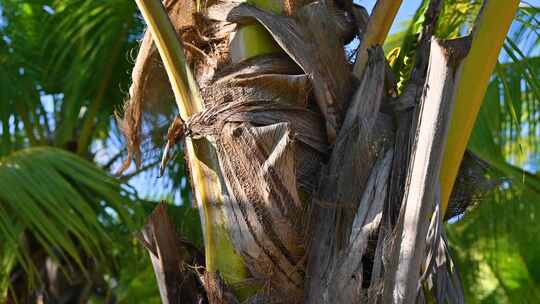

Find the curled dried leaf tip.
xmin=159 ymin=115 xmax=185 ymax=177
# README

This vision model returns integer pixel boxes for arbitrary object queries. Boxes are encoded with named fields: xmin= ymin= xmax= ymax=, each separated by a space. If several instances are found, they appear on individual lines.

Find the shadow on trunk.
xmin=122 ymin=0 xmax=497 ymax=302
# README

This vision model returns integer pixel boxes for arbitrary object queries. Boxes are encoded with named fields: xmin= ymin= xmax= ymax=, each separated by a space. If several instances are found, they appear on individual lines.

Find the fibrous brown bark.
xmin=138 ymin=203 xmax=206 ymax=303
xmin=122 ymin=0 xmax=487 ymax=303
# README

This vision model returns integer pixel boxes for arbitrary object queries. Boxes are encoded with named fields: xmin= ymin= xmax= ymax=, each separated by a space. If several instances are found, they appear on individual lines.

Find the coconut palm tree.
xmin=1 ymin=0 xmax=539 ymax=303
xmin=122 ymin=0 xmax=540 ymax=303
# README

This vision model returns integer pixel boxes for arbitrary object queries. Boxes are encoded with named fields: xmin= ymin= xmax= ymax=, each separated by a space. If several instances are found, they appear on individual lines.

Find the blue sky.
xmin=360 ymin=0 xmax=423 ymax=30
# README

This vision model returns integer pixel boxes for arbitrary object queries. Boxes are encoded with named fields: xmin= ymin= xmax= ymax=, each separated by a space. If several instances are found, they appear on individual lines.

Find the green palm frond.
xmin=0 ymin=0 xmax=140 ymax=153
xmin=444 ymin=3 xmax=540 ymax=303
xmin=1 ymin=0 xmax=185 ymax=203
xmin=448 ymin=183 xmax=540 ymax=302
xmin=0 ymin=147 xmax=141 ymax=295
xmin=0 ymin=2 xmax=47 ymax=153
xmin=452 ymin=53 xmax=540 ymax=304
xmin=468 ymin=5 xmax=540 ymax=172
xmin=435 ymin=0 xmax=480 ymax=38
xmin=387 ymin=0 xmax=481 ymax=93
xmin=387 ymin=1 xmax=539 ymax=90
xmin=41 ymin=0 xmax=137 ymax=150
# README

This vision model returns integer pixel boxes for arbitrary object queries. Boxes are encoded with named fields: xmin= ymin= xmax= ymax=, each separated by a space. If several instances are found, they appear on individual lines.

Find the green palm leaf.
xmin=0 ymin=147 xmax=140 ymax=296
xmin=448 ymin=184 xmax=540 ymax=302
xmin=444 ymin=3 xmax=540 ymax=303
xmin=40 ymin=0 xmax=137 ymax=151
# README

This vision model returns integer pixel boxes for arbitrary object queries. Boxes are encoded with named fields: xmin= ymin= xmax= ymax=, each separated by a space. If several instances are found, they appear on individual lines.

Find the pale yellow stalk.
xmin=440 ymin=0 xmax=520 ymax=215
xmin=353 ymin=0 xmax=403 ymax=77
xmin=133 ymin=0 xmax=248 ymax=284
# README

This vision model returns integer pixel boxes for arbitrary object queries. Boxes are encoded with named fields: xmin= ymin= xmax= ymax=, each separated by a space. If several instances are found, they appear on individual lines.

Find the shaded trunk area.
xmin=121 ymin=0 xmax=491 ymax=302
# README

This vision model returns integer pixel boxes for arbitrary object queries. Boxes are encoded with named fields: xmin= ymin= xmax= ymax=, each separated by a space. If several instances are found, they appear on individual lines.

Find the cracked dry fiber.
xmin=183 ymin=58 xmax=328 ymax=300
xmin=124 ymin=1 xmax=333 ymax=301
xmin=304 ymin=48 xmax=393 ymax=304
xmin=382 ymin=38 xmax=469 ymax=304
xmin=213 ymin=2 xmax=353 ymax=142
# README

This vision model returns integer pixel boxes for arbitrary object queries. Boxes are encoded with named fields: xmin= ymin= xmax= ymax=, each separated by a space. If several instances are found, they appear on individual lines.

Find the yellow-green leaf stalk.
xmin=440 ymin=0 xmax=520 ymax=216
xmin=133 ymin=0 xmax=250 ymax=295
xmin=353 ymin=0 xmax=403 ymax=78
xmin=229 ymin=0 xmax=282 ymax=63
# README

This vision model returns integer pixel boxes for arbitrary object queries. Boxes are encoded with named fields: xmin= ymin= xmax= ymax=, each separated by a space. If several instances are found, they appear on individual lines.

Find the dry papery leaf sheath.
xmin=120 ymin=0 xmax=491 ymax=302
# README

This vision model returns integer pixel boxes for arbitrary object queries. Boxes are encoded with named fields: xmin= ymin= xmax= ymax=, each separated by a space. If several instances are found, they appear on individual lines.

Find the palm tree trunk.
xmin=125 ymin=0 xmax=519 ymax=302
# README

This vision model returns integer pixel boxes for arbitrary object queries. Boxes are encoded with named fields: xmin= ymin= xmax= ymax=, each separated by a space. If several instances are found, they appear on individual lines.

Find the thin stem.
xmin=134 ymin=0 xmax=212 ymax=268
xmin=133 ymin=0 xmax=247 ymax=281
xmin=134 ymin=0 xmax=201 ymax=118
xmin=353 ymin=0 xmax=403 ymax=78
